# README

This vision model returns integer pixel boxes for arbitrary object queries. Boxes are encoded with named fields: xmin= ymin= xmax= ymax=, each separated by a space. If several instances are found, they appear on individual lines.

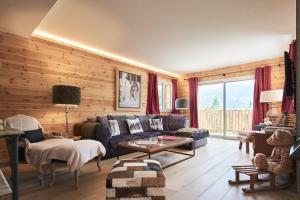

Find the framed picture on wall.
xmin=116 ymin=68 xmax=142 ymax=111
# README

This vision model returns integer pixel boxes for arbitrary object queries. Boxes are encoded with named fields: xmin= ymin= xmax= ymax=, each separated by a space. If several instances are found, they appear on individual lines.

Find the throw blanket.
xmin=26 ymin=139 xmax=106 ymax=172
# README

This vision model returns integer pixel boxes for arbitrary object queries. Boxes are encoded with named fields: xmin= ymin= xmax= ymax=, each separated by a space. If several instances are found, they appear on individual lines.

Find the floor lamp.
xmin=52 ymin=85 xmax=81 ymax=136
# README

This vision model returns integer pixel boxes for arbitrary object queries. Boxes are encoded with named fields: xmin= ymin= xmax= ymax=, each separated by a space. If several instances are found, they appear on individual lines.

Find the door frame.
xmin=198 ymin=75 xmax=254 ymax=139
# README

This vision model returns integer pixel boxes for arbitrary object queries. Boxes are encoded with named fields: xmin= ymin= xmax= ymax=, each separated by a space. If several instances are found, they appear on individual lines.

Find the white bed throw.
xmin=26 ymin=139 xmax=106 ymax=172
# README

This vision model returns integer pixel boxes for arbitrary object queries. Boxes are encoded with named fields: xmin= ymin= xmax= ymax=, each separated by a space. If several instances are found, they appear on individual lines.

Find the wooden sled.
xmin=228 ymin=165 xmax=289 ymax=193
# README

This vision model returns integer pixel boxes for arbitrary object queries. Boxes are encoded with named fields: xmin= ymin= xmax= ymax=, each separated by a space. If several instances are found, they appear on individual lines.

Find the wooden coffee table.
xmin=117 ymin=136 xmax=195 ymax=169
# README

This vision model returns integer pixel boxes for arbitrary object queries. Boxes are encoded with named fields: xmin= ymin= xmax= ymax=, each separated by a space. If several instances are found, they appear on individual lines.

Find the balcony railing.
xmin=198 ymin=109 xmax=253 ymax=136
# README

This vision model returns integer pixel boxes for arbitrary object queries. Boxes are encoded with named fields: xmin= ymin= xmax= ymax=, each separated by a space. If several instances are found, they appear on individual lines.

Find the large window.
xmin=158 ymin=79 xmax=173 ymax=112
xmin=198 ymin=77 xmax=254 ymax=138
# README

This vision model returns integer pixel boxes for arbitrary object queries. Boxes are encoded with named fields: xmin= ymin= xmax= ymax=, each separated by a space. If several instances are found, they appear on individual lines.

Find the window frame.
xmin=198 ymin=75 xmax=254 ymax=139
xmin=157 ymin=78 xmax=173 ymax=112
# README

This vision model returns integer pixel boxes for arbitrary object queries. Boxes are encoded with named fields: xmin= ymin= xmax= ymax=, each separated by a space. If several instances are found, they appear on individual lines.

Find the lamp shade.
xmin=260 ymin=89 xmax=283 ymax=103
xmin=175 ymin=98 xmax=189 ymax=109
xmin=52 ymin=85 xmax=81 ymax=106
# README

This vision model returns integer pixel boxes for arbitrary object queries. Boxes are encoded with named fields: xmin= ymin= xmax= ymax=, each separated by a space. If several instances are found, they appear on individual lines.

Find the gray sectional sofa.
xmin=74 ymin=114 xmax=209 ymax=159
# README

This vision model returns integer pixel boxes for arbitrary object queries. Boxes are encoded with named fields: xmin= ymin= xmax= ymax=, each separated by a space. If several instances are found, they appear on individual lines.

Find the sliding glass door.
xmin=198 ymin=83 xmax=224 ymax=136
xmin=198 ymin=77 xmax=254 ymax=138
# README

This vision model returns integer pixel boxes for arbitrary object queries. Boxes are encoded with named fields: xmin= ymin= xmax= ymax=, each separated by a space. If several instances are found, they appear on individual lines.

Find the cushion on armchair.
xmin=20 ymin=128 xmax=44 ymax=143
xmin=18 ymin=128 xmax=44 ymax=162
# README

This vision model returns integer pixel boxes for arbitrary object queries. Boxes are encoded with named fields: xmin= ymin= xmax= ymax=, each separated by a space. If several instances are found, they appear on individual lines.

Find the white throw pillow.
xmin=126 ymin=118 xmax=143 ymax=134
xmin=109 ymin=120 xmax=120 ymax=137
xmin=149 ymin=118 xmax=164 ymax=131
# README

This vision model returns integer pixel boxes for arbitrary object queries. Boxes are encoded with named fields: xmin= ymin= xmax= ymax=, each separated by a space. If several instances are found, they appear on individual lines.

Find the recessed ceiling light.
xmin=32 ymin=30 xmax=180 ymax=78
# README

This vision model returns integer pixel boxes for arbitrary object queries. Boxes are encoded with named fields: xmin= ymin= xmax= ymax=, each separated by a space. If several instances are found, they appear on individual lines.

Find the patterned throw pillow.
xmin=149 ymin=118 xmax=164 ymax=131
xmin=109 ymin=120 xmax=121 ymax=137
xmin=126 ymin=118 xmax=143 ymax=134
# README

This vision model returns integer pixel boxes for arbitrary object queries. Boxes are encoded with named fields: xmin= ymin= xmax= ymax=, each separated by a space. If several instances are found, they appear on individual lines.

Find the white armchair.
xmin=4 ymin=114 xmax=63 ymax=185
xmin=4 ymin=114 xmax=105 ymax=189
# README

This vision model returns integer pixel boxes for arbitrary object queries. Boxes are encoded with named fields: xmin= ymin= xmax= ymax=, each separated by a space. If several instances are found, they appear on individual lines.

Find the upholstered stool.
xmin=106 ymin=159 xmax=166 ymax=200
xmin=237 ymin=130 xmax=254 ymax=154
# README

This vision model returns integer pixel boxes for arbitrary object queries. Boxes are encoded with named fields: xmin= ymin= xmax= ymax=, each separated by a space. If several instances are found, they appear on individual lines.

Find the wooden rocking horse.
xmin=228 ymin=129 xmax=295 ymax=193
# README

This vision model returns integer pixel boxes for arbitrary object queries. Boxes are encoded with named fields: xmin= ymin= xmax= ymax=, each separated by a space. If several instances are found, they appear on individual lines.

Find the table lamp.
xmin=175 ymin=98 xmax=189 ymax=114
xmin=52 ymin=85 xmax=81 ymax=136
xmin=260 ymin=89 xmax=283 ymax=121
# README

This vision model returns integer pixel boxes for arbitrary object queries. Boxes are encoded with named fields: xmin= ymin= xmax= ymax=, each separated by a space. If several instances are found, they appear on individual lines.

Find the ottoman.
xmin=106 ymin=159 xmax=166 ymax=200
xmin=175 ymin=128 xmax=209 ymax=150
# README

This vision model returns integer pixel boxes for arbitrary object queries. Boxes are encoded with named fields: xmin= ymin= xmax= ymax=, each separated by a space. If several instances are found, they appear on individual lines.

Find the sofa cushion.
xmin=96 ymin=116 xmax=109 ymax=126
xmin=149 ymin=118 xmax=164 ymax=131
xmin=126 ymin=118 xmax=143 ymax=134
xmin=168 ymin=114 xmax=187 ymax=130
xmin=136 ymin=115 xmax=156 ymax=132
xmin=107 ymin=115 xmax=129 ymax=134
xmin=156 ymin=115 xmax=170 ymax=130
xmin=109 ymin=120 xmax=121 ymax=136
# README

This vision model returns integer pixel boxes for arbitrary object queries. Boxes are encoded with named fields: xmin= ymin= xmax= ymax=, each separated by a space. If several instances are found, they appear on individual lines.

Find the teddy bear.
xmin=252 ymin=129 xmax=294 ymax=176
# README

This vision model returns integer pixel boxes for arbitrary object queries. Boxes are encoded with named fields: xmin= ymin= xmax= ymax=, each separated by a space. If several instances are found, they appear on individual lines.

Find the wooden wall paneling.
xmin=0 ymin=32 xmax=174 ymax=161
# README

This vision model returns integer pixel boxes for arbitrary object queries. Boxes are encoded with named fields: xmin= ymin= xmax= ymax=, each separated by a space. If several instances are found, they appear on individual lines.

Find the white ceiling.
xmin=0 ymin=0 xmax=56 ymax=38
xmin=3 ymin=0 xmax=297 ymax=75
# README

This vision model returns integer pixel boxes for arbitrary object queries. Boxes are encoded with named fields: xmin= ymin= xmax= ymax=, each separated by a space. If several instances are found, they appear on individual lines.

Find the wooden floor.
xmin=2 ymin=138 xmax=300 ymax=200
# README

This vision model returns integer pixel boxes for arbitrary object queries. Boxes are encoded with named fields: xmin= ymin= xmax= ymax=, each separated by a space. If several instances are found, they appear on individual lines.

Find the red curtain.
xmin=188 ymin=77 xmax=199 ymax=128
xmin=146 ymin=73 xmax=160 ymax=114
xmin=171 ymin=79 xmax=179 ymax=114
xmin=281 ymin=40 xmax=296 ymax=114
xmin=252 ymin=66 xmax=271 ymax=129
